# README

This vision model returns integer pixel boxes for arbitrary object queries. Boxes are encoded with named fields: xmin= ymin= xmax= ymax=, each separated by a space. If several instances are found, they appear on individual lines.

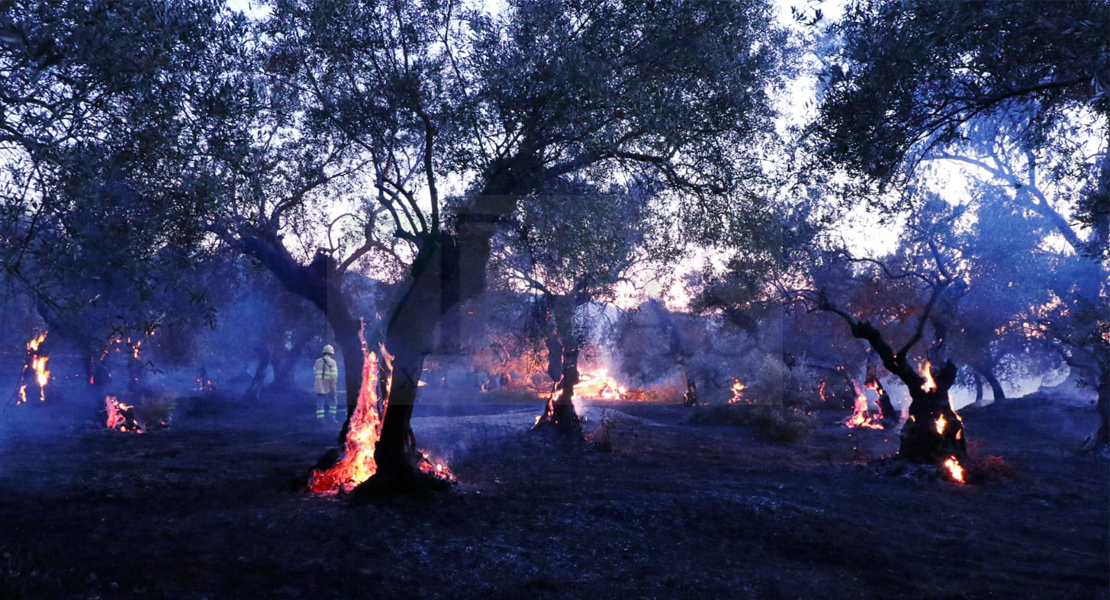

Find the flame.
xmin=727 ymin=378 xmax=748 ymax=404
xmin=15 ymin=332 xmax=50 ymax=403
xmin=934 ymin=413 xmax=947 ymax=435
xmin=920 ymin=360 xmax=936 ymax=392
xmin=308 ymin=333 xmax=383 ymax=495
xmin=418 ymin=451 xmax=457 ymax=484
xmin=818 ymin=381 xmax=828 ymax=402
xmin=27 ymin=332 xmax=46 ymax=352
xmin=583 ymin=368 xmax=626 ymax=400
xmin=307 ymin=330 xmax=453 ymax=495
xmin=943 ymin=456 xmax=965 ymax=483
xmin=105 ymin=396 xmax=142 ymax=432
xmin=842 ymin=379 xmax=883 ymax=430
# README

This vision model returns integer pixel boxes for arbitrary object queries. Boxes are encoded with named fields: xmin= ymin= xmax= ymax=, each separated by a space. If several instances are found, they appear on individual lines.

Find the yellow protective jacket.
xmin=313 ymin=355 xmax=338 ymax=394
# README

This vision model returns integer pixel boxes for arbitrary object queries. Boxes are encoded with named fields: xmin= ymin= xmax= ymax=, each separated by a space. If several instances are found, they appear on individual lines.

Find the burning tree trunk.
xmin=818 ymin=280 xmax=968 ymax=468
xmin=850 ymin=320 xmax=966 ymax=463
xmin=866 ymin=377 xmax=897 ymax=423
xmin=359 ymin=180 xmax=528 ymax=495
xmin=683 ymin=377 xmax=699 ymax=407
xmin=533 ymin=292 xmax=586 ymax=437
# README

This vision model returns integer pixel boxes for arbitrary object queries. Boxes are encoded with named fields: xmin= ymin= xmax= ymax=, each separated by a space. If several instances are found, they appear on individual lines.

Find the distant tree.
xmin=491 ymin=180 xmax=662 ymax=435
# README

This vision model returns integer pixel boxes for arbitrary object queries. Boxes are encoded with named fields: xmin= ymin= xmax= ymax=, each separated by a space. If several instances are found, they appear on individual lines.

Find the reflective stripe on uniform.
xmin=314 ymin=357 xmax=338 ymax=380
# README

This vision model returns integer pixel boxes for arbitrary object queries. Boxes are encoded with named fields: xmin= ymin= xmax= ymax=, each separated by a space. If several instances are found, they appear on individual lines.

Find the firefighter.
xmin=313 ymin=345 xmax=340 ymax=423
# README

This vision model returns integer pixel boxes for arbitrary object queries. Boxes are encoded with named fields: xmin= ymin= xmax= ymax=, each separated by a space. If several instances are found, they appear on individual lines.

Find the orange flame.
xmin=934 ymin=413 xmax=947 ymax=435
xmin=943 ymin=456 xmax=965 ymax=483
xmin=105 ymin=396 xmax=142 ymax=432
xmin=727 ymin=378 xmax=748 ymax=404
xmin=842 ymin=379 xmax=883 ymax=430
xmin=308 ymin=331 xmax=384 ymax=495
xmin=418 ymin=451 xmax=457 ymax=484
xmin=16 ymin=332 xmax=50 ymax=403
xmin=920 ymin=360 xmax=936 ymax=392
xmin=583 ymin=368 xmax=626 ymax=400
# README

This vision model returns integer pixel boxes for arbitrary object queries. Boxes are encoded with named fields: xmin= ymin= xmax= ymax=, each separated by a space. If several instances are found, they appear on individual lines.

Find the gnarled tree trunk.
xmin=847 ymin=321 xmax=967 ymax=463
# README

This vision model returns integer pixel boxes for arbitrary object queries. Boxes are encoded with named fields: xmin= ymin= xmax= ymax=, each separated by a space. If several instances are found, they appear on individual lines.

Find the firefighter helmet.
xmin=322 ymin=344 xmax=335 ymax=355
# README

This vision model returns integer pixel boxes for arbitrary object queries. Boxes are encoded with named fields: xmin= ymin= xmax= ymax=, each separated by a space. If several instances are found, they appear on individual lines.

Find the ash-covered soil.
xmin=0 ymin=385 xmax=1106 ymax=600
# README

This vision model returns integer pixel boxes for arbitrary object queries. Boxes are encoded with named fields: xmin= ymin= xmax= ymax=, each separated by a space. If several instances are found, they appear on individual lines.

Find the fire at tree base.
xmin=306 ymin=325 xmax=456 ymax=499
xmin=531 ymin=365 xmax=585 ymax=441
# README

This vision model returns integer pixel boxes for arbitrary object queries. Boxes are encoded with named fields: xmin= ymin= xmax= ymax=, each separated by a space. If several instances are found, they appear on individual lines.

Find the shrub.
xmin=688 ymin=404 xmax=815 ymax=443
xmin=133 ymin=392 xmax=176 ymax=430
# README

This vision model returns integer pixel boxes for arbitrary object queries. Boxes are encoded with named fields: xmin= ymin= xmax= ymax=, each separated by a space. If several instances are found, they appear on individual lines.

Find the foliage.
xmin=814 ymin=0 xmax=1108 ymax=184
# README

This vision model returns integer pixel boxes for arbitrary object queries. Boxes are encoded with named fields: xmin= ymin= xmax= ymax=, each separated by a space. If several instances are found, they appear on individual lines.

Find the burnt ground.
xmin=0 ymin=382 xmax=1106 ymax=600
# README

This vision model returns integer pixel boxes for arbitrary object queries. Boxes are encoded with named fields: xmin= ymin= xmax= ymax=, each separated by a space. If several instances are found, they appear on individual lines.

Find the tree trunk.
xmin=270 ymin=334 xmax=309 ymax=392
xmin=357 ymin=237 xmax=453 ymax=497
xmin=975 ymin=364 xmax=1006 ymax=401
xmin=234 ymin=228 xmax=365 ymax=445
xmin=359 ymin=162 xmax=538 ymax=496
xmin=972 ymin=370 xmax=983 ymax=404
xmin=533 ymin=293 xmax=584 ymax=436
xmin=898 ymin=361 xmax=966 ymax=464
xmin=241 ymin=345 xmax=271 ymax=402
xmin=1097 ymin=364 xmax=1109 ymax=446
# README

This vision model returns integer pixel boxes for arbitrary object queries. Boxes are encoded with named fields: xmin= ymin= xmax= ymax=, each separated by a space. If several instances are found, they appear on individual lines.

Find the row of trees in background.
xmin=1 ymin=0 xmax=787 ymax=493
xmin=0 ymin=0 xmax=1105 ymax=492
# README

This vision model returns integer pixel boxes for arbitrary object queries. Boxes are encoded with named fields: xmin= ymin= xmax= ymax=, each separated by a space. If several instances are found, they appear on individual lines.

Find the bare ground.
xmin=0 ymin=385 xmax=1106 ymax=600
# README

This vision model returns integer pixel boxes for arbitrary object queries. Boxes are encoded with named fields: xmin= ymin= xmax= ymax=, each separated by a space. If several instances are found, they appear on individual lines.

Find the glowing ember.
xmin=308 ymin=331 xmax=384 ymax=495
xmin=842 ymin=379 xmax=883 ymax=430
xmin=943 ymin=456 xmax=965 ymax=483
xmin=920 ymin=360 xmax=937 ymax=392
xmin=727 ymin=378 xmax=748 ymax=404
xmin=105 ymin=396 xmax=142 ymax=432
xmin=418 ymin=451 xmax=457 ymax=484
xmin=818 ymin=381 xmax=829 ymax=402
